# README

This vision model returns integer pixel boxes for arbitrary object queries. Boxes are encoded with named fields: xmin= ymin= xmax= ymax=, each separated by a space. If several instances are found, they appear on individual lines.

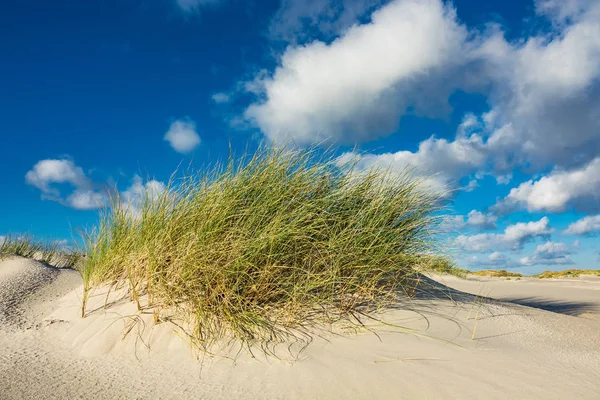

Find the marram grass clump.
xmin=80 ymin=147 xmax=447 ymax=351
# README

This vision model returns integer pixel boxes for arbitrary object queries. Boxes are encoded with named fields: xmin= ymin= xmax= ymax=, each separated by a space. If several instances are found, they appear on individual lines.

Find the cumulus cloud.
xmin=164 ymin=119 xmax=201 ymax=153
xmin=246 ymin=0 xmax=473 ymax=145
xmin=26 ymin=159 xmax=165 ymax=212
xmin=473 ymin=0 xmax=600 ymax=175
xmin=494 ymin=157 xmax=600 ymax=214
xmin=564 ymin=214 xmax=600 ymax=235
xmin=243 ymin=0 xmax=600 ymax=198
xmin=441 ymin=210 xmax=497 ymax=231
xmin=455 ymin=217 xmax=553 ymax=253
xmin=519 ymin=241 xmax=574 ymax=266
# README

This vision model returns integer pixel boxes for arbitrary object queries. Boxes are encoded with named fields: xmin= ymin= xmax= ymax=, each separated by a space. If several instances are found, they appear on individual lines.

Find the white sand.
xmin=1 ymin=257 xmax=599 ymax=399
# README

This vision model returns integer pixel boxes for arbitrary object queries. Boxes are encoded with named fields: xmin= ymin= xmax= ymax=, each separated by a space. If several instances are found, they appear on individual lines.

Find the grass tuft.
xmin=80 ymin=146 xmax=449 ymax=351
xmin=0 ymin=234 xmax=80 ymax=268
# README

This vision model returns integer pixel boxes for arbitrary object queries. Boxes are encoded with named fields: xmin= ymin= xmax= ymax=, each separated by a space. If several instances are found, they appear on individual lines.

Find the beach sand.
xmin=1 ymin=257 xmax=599 ymax=399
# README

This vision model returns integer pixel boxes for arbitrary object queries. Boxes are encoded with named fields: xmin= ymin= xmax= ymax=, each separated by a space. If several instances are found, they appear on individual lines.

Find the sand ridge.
xmin=1 ymin=257 xmax=599 ymax=399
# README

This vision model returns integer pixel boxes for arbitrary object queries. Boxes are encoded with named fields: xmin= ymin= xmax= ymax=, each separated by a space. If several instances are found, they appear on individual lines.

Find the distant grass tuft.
xmin=471 ymin=270 xmax=523 ymax=278
xmin=418 ymin=255 xmax=469 ymax=278
xmin=80 ymin=146 xmax=449 ymax=351
xmin=535 ymin=269 xmax=600 ymax=279
xmin=0 ymin=234 xmax=79 ymax=268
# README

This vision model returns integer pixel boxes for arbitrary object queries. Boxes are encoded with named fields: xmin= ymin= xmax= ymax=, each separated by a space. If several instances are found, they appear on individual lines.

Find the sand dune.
xmin=1 ymin=257 xmax=599 ymax=399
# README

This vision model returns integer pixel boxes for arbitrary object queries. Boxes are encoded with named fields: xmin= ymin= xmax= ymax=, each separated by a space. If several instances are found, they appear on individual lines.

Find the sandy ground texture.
xmin=1 ymin=257 xmax=599 ymax=400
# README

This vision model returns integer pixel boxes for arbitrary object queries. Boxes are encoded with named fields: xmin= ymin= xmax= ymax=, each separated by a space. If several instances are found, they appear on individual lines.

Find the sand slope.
xmin=1 ymin=257 xmax=599 ymax=399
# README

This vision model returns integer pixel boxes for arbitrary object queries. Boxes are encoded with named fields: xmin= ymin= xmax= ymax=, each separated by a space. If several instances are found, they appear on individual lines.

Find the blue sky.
xmin=1 ymin=0 xmax=599 ymax=273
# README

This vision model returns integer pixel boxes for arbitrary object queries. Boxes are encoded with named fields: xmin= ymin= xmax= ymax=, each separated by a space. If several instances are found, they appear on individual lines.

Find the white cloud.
xmin=164 ymin=119 xmax=201 ymax=153
xmin=337 ymin=129 xmax=487 ymax=193
xmin=519 ymin=241 xmax=574 ymax=266
xmin=564 ymin=214 xmax=600 ymax=235
xmin=26 ymin=159 xmax=165 ymax=212
xmin=176 ymin=0 xmax=223 ymax=13
xmin=480 ymin=1 xmax=600 ymax=174
xmin=456 ymin=217 xmax=553 ymax=253
xmin=242 ymin=0 xmax=600 ymax=196
xmin=465 ymin=210 xmax=498 ymax=229
xmin=25 ymin=159 xmax=90 ymax=196
xmin=25 ymin=159 xmax=108 ymax=210
xmin=494 ymin=157 xmax=600 ymax=214
xmin=246 ymin=0 xmax=473 ymax=145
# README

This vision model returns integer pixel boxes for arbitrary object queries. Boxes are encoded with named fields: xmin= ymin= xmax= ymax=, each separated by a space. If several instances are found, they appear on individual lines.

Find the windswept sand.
xmin=1 ymin=257 xmax=599 ymax=399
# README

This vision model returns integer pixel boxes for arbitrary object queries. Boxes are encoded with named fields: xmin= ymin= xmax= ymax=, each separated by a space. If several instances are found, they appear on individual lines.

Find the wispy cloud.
xmin=268 ymin=0 xmax=386 ymax=44
xmin=175 ymin=0 xmax=224 ymax=13
xmin=212 ymin=92 xmax=231 ymax=104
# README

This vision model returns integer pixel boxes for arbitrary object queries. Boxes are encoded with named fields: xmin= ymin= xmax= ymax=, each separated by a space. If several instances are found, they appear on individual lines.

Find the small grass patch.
xmin=534 ymin=269 xmax=600 ymax=279
xmin=80 ymin=146 xmax=449 ymax=352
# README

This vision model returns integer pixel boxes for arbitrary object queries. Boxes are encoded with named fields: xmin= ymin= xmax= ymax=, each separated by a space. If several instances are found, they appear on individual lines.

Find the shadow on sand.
xmin=499 ymin=296 xmax=599 ymax=317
